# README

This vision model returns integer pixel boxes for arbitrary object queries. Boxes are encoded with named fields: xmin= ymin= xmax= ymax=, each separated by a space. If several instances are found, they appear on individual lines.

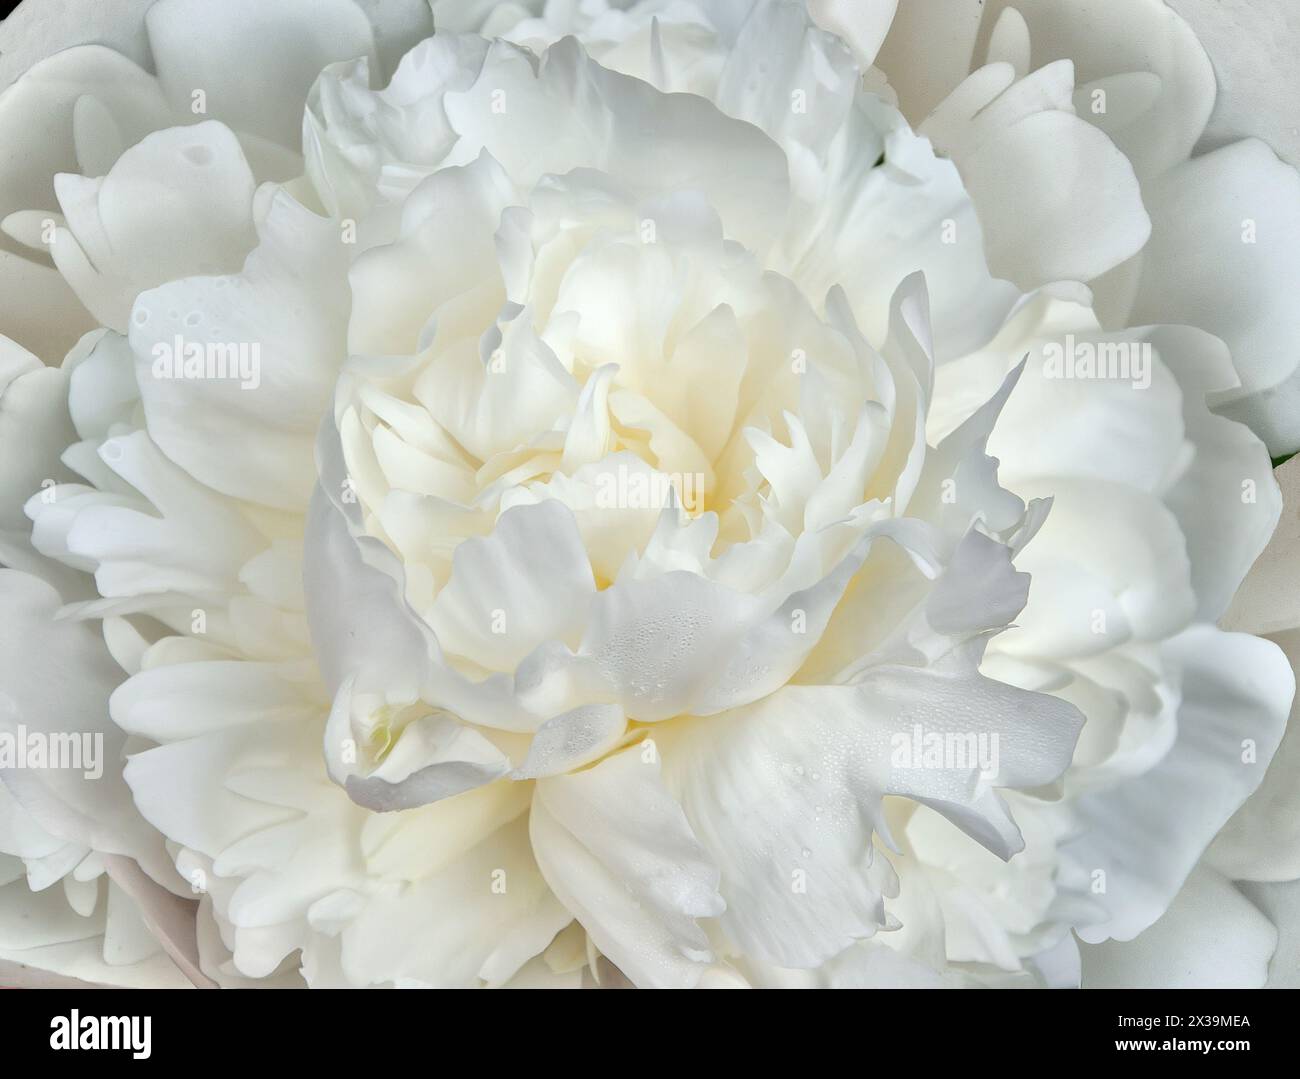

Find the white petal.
xmin=714 ymin=0 xmax=858 ymax=199
xmin=662 ymin=651 xmax=1082 ymax=968
xmin=0 ymin=3 xmax=153 ymax=88
xmin=304 ymin=35 xmax=491 ymax=221
xmin=348 ymin=151 xmax=514 ymax=358
xmin=1166 ymin=0 xmax=1300 ymax=170
xmin=41 ymin=428 xmax=264 ymax=601
xmin=1127 ymin=139 xmax=1300 ymax=456
xmin=1070 ymin=627 xmax=1294 ymax=943
xmin=579 ymin=569 xmax=765 ymax=722
xmin=530 ymin=748 xmax=725 ymax=989
xmin=1222 ymin=456 xmax=1300 ymax=636
xmin=972 ymin=313 xmax=1278 ymax=624
xmin=111 ymin=661 xmax=320 ymax=742
xmin=783 ymin=103 xmax=1019 ymax=363
xmin=0 ymin=44 xmax=170 ymax=228
xmin=510 ymin=704 xmax=627 ymax=781
xmin=1151 ymin=325 xmax=1281 ymax=621
xmin=977 ymin=0 xmax=1215 ymax=180
xmin=429 ymin=501 xmax=595 ymax=671
xmin=308 ymin=415 xmax=524 ymax=806
xmin=1207 ymin=627 xmax=1300 ymax=882
xmin=411 ymin=303 xmax=578 ymax=463
xmin=1081 ymin=865 xmax=1275 ymax=988
xmin=503 ymin=454 xmax=667 ymax=586
xmin=807 ymin=0 xmax=899 ymax=68
xmin=1004 ymin=490 xmax=1193 ymax=660
xmin=132 ymin=734 xmax=373 ymax=978
xmin=955 ymin=107 xmax=1150 ymax=289
xmin=340 ymin=710 xmax=510 ymax=813
xmin=443 ymin=36 xmax=790 ymax=256
xmin=51 ymin=122 xmax=257 ymax=332
xmin=304 ymin=412 xmax=440 ymax=701
xmin=0 ymin=570 xmax=174 ymax=886
xmin=145 ymin=0 xmax=378 ymax=149
xmin=130 ymin=187 xmax=349 ymax=507
xmin=340 ymin=813 xmax=565 ymax=987
xmin=983 ymin=6 xmax=1030 ymax=79
xmin=0 ymin=339 xmax=90 ymax=598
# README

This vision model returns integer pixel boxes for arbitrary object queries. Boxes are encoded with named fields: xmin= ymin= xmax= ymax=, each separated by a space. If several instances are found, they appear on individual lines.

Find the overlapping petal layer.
xmin=0 ymin=0 xmax=1294 ymax=989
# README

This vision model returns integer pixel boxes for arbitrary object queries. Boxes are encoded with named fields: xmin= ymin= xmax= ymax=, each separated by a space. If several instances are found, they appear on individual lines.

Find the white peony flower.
xmin=0 ymin=0 xmax=1297 ymax=988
